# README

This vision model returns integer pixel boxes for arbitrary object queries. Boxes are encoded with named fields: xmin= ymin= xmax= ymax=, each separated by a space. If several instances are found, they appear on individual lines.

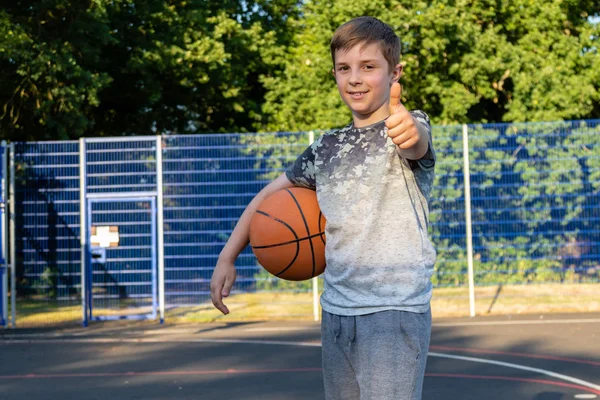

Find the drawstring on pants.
xmin=333 ymin=314 xmax=341 ymax=344
xmin=331 ymin=314 xmax=357 ymax=349
xmin=347 ymin=316 xmax=356 ymax=351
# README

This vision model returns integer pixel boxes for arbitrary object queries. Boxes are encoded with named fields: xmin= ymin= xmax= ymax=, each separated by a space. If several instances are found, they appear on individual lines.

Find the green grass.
xmin=8 ymin=283 xmax=599 ymax=327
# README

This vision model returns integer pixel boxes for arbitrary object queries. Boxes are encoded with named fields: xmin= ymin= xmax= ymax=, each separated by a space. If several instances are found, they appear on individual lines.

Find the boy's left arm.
xmin=385 ymin=82 xmax=430 ymax=161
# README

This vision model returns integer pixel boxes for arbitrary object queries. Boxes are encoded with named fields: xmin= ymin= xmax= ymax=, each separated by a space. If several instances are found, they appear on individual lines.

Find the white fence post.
xmin=1 ymin=141 xmax=7 ymax=328
xmin=156 ymin=135 xmax=165 ymax=324
xmin=462 ymin=124 xmax=476 ymax=317
xmin=79 ymin=138 xmax=88 ymax=326
xmin=9 ymin=143 xmax=16 ymax=328
xmin=308 ymin=131 xmax=320 ymax=322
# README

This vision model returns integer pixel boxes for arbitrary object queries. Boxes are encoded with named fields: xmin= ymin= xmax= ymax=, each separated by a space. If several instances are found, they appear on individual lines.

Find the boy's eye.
xmin=363 ymin=65 xmax=374 ymax=70
xmin=337 ymin=66 xmax=349 ymax=72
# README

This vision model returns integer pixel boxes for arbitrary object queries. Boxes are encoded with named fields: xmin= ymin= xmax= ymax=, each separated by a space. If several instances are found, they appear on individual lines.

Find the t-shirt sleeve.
xmin=285 ymin=136 xmax=322 ymax=190
xmin=408 ymin=110 xmax=435 ymax=171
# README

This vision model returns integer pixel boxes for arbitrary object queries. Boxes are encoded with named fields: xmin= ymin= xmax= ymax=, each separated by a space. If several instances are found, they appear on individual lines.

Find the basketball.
xmin=249 ymin=187 xmax=326 ymax=281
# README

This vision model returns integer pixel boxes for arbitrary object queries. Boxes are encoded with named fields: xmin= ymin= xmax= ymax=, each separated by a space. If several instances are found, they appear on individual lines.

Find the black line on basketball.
xmin=253 ymin=210 xmax=300 ymax=276
xmin=319 ymin=233 xmax=325 ymax=245
xmin=252 ymin=232 xmax=326 ymax=249
xmin=274 ymin=242 xmax=300 ymax=277
xmin=285 ymin=188 xmax=316 ymax=278
xmin=254 ymin=210 xmax=300 ymax=241
xmin=318 ymin=211 xmax=326 ymax=245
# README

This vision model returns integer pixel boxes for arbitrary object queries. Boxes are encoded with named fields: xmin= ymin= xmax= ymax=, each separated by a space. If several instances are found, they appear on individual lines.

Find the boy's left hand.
xmin=385 ymin=82 xmax=421 ymax=149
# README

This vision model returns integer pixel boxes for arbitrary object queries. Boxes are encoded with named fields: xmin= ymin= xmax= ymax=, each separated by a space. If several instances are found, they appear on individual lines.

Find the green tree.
xmin=261 ymin=0 xmax=600 ymax=131
xmin=0 ymin=0 xmax=299 ymax=141
xmin=0 ymin=1 xmax=113 ymax=141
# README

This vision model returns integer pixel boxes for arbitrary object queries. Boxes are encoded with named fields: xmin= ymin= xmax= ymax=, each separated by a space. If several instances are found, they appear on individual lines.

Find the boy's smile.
xmin=349 ymin=91 xmax=367 ymax=100
xmin=333 ymin=42 xmax=401 ymax=127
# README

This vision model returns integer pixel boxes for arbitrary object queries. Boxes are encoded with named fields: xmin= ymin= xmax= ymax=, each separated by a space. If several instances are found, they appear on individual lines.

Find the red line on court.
xmin=0 ymin=367 xmax=323 ymax=380
xmin=426 ymin=373 xmax=600 ymax=395
xmin=430 ymin=345 xmax=600 ymax=366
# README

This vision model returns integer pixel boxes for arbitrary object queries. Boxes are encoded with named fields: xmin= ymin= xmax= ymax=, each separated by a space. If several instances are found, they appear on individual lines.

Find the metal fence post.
xmin=1 ymin=141 xmax=6 ymax=328
xmin=156 ymin=135 xmax=165 ymax=324
xmin=79 ymin=138 xmax=88 ymax=326
xmin=462 ymin=124 xmax=476 ymax=317
xmin=9 ymin=143 xmax=16 ymax=328
xmin=308 ymin=131 xmax=320 ymax=322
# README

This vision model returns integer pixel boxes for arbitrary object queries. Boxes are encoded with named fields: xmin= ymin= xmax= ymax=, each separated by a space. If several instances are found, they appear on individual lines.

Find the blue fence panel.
xmin=86 ymin=138 xmax=158 ymax=194
xmin=466 ymin=120 xmax=600 ymax=285
xmin=13 ymin=141 xmax=81 ymax=310
xmin=0 ymin=142 xmax=5 ymax=326
xmin=9 ymin=119 xmax=600 ymax=325
xmin=429 ymin=125 xmax=468 ymax=288
xmin=85 ymin=138 xmax=159 ymax=319
xmin=1 ymin=142 xmax=5 ymax=266
xmin=88 ymin=198 xmax=157 ymax=320
xmin=162 ymin=132 xmax=312 ymax=307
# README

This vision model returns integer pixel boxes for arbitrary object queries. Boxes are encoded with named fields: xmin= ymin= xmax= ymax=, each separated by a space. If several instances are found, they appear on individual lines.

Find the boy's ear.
xmin=391 ymin=63 xmax=403 ymax=83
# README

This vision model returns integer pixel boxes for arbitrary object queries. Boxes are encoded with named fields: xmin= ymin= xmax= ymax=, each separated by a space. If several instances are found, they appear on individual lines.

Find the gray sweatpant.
xmin=321 ymin=309 xmax=431 ymax=400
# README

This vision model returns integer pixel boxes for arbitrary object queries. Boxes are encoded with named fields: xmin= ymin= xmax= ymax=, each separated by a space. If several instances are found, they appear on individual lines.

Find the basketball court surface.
xmin=1 ymin=312 xmax=599 ymax=399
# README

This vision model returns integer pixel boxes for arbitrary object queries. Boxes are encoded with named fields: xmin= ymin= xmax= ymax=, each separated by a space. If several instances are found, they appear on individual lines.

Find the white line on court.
xmin=428 ymin=352 xmax=600 ymax=392
xmin=2 ymin=336 xmax=599 ymax=392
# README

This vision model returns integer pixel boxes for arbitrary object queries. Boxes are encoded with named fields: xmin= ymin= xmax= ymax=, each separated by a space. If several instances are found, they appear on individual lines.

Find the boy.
xmin=210 ymin=16 xmax=436 ymax=400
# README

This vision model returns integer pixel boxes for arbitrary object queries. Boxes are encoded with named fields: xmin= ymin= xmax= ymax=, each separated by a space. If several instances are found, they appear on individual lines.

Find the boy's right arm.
xmin=210 ymin=173 xmax=296 ymax=315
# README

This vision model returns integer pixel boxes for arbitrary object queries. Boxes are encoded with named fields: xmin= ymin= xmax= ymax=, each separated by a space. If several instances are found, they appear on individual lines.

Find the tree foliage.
xmin=0 ymin=0 xmax=598 ymax=140
xmin=263 ymin=0 xmax=600 ymax=131
xmin=0 ymin=0 xmax=298 ymax=140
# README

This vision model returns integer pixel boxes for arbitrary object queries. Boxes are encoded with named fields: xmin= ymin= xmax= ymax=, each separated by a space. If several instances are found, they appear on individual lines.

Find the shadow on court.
xmin=1 ymin=313 xmax=599 ymax=400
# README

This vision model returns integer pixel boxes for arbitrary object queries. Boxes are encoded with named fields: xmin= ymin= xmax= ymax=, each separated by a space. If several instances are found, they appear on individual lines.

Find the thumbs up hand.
xmin=385 ymin=82 xmax=429 ymax=159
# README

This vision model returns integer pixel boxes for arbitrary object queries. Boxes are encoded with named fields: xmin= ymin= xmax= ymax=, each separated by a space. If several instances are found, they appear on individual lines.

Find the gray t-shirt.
xmin=286 ymin=112 xmax=436 ymax=316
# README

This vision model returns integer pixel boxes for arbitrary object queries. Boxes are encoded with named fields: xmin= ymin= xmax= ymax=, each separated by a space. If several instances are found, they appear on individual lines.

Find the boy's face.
xmin=333 ymin=42 xmax=401 ymax=128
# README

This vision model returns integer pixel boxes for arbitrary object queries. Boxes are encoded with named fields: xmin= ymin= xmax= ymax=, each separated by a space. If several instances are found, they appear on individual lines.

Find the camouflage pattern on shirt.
xmin=286 ymin=112 xmax=436 ymax=316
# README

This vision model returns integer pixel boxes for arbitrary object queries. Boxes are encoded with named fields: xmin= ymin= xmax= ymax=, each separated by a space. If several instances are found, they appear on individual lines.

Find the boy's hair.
xmin=330 ymin=16 xmax=401 ymax=73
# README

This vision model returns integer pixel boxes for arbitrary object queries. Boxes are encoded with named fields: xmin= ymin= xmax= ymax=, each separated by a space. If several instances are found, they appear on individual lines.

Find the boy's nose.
xmin=349 ymin=70 xmax=362 ymax=85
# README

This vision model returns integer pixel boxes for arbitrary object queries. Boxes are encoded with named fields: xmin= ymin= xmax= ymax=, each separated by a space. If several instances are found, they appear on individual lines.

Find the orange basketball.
xmin=249 ymin=187 xmax=326 ymax=281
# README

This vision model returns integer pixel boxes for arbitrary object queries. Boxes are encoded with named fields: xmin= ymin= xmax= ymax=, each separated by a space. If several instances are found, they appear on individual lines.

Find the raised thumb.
xmin=389 ymin=82 xmax=402 ymax=114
